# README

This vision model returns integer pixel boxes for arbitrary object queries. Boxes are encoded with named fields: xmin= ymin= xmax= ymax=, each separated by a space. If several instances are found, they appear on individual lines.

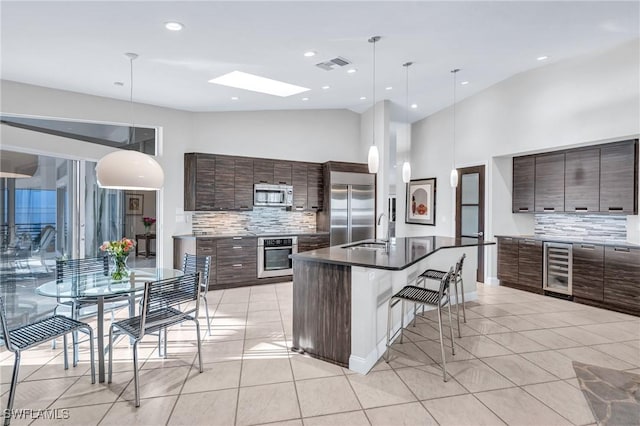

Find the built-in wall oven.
xmin=257 ymin=236 xmax=298 ymax=278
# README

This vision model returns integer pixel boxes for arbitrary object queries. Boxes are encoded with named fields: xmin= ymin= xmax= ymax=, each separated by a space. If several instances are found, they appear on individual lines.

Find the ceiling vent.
xmin=316 ymin=56 xmax=352 ymax=71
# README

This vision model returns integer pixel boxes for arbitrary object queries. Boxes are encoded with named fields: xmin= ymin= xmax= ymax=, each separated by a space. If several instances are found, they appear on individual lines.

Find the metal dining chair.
xmin=0 ymin=296 xmax=95 ymax=426
xmin=385 ymin=268 xmax=456 ymax=381
xmin=182 ymin=253 xmax=212 ymax=336
xmin=54 ymin=256 xmax=131 ymax=365
xmin=415 ymin=253 xmax=466 ymax=337
xmin=108 ymin=272 xmax=204 ymax=407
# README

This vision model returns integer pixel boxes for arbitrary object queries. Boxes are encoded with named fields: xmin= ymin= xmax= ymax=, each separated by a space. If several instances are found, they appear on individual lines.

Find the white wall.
xmin=1 ymin=80 xmax=362 ymax=267
xmin=403 ymin=39 xmax=640 ymax=281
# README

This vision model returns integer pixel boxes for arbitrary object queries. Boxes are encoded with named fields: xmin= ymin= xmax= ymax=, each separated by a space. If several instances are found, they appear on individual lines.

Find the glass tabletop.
xmin=36 ymin=268 xmax=184 ymax=299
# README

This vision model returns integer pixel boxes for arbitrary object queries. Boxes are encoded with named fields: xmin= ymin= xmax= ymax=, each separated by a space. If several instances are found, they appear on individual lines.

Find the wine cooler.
xmin=543 ymin=242 xmax=573 ymax=295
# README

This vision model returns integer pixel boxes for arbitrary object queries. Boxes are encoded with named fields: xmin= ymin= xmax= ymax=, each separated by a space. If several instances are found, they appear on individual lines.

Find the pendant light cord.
xmin=451 ymin=68 xmax=459 ymax=170
xmin=125 ymin=52 xmax=139 ymax=149
xmin=372 ymin=38 xmax=376 ymax=146
xmin=404 ymin=62 xmax=412 ymax=163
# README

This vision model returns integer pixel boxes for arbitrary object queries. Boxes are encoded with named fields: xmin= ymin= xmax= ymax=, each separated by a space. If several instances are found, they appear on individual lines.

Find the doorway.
xmin=455 ymin=165 xmax=485 ymax=282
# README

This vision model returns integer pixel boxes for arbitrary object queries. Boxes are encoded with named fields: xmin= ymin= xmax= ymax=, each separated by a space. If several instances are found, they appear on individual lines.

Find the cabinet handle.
xmin=503 ymin=237 xmax=513 ymax=241
xmin=580 ymin=244 xmax=595 ymax=249
xmin=311 ymin=206 xmax=319 ymax=209
xmin=524 ymin=239 xmax=536 ymax=244
xmin=295 ymin=206 xmax=304 ymax=210
xmin=240 ymin=205 xmax=249 ymax=209
xmin=259 ymin=180 xmax=268 ymax=184
xmin=279 ymin=181 xmax=287 ymax=184
xmin=614 ymin=247 xmax=630 ymax=252
xmin=543 ymin=207 xmax=555 ymax=212
xmin=233 ymin=237 xmax=242 ymax=240
xmin=232 ymin=264 xmax=243 ymax=268
xmin=518 ymin=207 xmax=529 ymax=211
xmin=233 ymin=246 xmax=242 ymax=249
xmin=574 ymin=207 xmax=588 ymax=211
xmin=608 ymin=207 xmax=623 ymax=211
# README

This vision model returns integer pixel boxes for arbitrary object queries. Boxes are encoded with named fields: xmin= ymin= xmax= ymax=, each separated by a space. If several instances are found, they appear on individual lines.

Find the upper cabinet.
xmin=185 ymin=153 xmax=325 ymax=212
xmin=600 ymin=141 xmax=637 ymax=213
xmin=513 ymin=139 xmax=638 ymax=214
xmin=534 ymin=152 xmax=565 ymax=213
xmin=512 ymin=156 xmax=535 ymax=213
xmin=565 ymin=148 xmax=600 ymax=212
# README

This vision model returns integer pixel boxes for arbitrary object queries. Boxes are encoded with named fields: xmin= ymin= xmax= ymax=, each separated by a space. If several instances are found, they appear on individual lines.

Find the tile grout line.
xmin=232 ymin=287 xmax=252 ymax=426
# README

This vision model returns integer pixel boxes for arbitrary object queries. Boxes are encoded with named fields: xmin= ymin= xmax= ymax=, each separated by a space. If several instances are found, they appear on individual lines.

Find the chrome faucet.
xmin=377 ymin=213 xmax=391 ymax=252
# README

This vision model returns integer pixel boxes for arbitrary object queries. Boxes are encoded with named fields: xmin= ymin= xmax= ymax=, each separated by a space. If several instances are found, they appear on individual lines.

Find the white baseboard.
xmin=485 ymin=277 xmax=500 ymax=286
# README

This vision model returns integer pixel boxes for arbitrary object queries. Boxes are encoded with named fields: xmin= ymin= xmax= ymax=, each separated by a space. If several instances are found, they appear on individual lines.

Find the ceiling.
xmin=1 ymin=1 xmax=638 ymax=122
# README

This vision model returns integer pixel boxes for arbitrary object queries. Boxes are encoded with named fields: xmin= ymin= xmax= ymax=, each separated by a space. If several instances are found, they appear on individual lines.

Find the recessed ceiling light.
xmin=303 ymin=51 xmax=316 ymax=57
xmin=360 ymin=96 xmax=367 ymax=100
xmin=208 ymin=71 xmax=310 ymax=97
xmin=537 ymin=55 xmax=549 ymax=61
xmin=411 ymin=104 xmax=418 ymax=109
xmin=385 ymin=86 xmax=393 ymax=91
xmin=165 ymin=21 xmax=184 ymax=31
xmin=302 ymin=97 xmax=309 ymax=101
xmin=114 ymin=81 xmax=124 ymax=86
xmin=461 ymin=81 xmax=469 ymax=85
xmin=347 ymin=68 xmax=357 ymax=74
xmin=231 ymin=96 xmax=239 ymax=100
xmin=322 ymin=85 xmax=330 ymax=90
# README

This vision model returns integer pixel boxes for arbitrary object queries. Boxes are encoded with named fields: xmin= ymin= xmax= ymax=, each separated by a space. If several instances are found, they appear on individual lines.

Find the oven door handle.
xmin=263 ymin=246 xmax=293 ymax=251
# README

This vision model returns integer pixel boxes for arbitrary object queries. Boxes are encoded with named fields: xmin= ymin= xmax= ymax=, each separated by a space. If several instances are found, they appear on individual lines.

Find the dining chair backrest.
xmin=35 ymin=225 xmax=55 ymax=253
xmin=0 ymin=296 xmax=15 ymax=352
xmin=182 ymin=253 xmax=211 ymax=290
xmin=455 ymin=254 xmax=466 ymax=276
xmin=56 ymin=256 xmax=109 ymax=282
xmin=138 ymin=272 xmax=200 ymax=338
xmin=438 ymin=268 xmax=455 ymax=300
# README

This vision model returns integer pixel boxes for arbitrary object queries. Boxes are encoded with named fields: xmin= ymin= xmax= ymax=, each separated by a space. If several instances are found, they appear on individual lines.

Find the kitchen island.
xmin=291 ymin=236 xmax=495 ymax=374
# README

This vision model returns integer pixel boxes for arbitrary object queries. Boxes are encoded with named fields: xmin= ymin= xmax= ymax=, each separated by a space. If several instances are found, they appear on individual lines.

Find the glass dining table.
xmin=36 ymin=268 xmax=184 ymax=383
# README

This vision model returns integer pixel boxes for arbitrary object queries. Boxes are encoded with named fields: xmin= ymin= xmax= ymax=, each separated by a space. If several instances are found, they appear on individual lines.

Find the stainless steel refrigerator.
xmin=329 ymin=172 xmax=376 ymax=246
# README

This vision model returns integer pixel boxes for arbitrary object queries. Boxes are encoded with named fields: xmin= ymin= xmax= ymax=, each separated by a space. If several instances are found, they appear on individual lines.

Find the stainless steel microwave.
xmin=253 ymin=184 xmax=293 ymax=207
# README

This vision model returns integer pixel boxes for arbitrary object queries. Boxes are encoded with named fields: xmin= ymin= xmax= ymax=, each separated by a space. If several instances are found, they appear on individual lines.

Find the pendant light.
xmin=0 ymin=151 xmax=38 ymax=178
xmin=401 ymin=61 xmax=413 ymax=183
xmin=96 ymin=53 xmax=164 ymax=190
xmin=367 ymin=36 xmax=381 ymax=174
xmin=449 ymin=68 xmax=460 ymax=188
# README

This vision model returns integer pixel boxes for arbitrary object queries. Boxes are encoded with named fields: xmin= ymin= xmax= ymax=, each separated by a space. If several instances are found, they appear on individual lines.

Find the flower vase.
xmin=144 ymin=224 xmax=151 ymax=235
xmin=111 ymin=254 xmax=130 ymax=281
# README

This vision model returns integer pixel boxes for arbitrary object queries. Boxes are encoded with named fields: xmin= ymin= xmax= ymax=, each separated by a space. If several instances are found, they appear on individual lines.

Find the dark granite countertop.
xmin=495 ymin=235 xmax=640 ymax=248
xmin=173 ymin=231 xmax=330 ymax=239
xmin=293 ymin=236 xmax=495 ymax=271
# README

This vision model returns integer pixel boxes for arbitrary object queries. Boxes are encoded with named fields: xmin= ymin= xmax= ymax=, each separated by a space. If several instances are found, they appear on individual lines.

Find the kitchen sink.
xmin=343 ymin=241 xmax=388 ymax=250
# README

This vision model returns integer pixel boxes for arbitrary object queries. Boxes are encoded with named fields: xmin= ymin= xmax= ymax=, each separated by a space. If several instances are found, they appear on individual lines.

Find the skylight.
xmin=208 ymin=71 xmax=310 ymax=97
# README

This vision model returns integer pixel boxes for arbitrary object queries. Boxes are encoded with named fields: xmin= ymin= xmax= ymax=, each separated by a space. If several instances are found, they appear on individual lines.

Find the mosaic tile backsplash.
xmin=192 ymin=207 xmax=317 ymax=234
xmin=534 ymin=214 xmax=627 ymax=241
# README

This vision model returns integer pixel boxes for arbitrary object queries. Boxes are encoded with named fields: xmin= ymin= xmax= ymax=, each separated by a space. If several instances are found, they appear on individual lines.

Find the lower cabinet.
xmin=216 ymin=237 xmax=257 ymax=285
xmin=298 ymin=234 xmax=330 ymax=253
xmin=604 ymin=246 xmax=640 ymax=311
xmin=497 ymin=237 xmax=518 ymax=285
xmin=572 ymin=243 xmax=604 ymax=302
xmin=518 ymin=239 xmax=543 ymax=290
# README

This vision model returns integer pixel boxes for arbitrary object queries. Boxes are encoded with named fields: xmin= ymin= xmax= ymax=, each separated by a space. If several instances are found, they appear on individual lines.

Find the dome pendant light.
xmin=401 ymin=61 xmax=413 ymax=184
xmin=96 ymin=53 xmax=164 ymax=190
xmin=367 ymin=36 xmax=381 ymax=174
xmin=449 ymin=68 xmax=460 ymax=188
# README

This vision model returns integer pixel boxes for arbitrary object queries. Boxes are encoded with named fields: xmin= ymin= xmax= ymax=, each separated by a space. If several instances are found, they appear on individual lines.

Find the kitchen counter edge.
xmin=495 ymin=235 xmax=640 ymax=248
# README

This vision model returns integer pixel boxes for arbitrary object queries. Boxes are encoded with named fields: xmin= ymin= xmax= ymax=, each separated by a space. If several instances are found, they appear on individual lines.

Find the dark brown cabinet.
xmin=234 ymin=158 xmax=254 ymax=210
xmin=497 ymin=237 xmax=519 ymax=285
xmin=298 ymin=234 xmax=330 ymax=253
xmin=184 ymin=154 xmax=216 ymax=211
xmin=214 ymin=156 xmax=236 ymax=210
xmin=603 ymin=246 xmax=640 ymax=311
xmin=292 ymin=163 xmax=308 ymax=210
xmin=518 ymin=239 xmax=543 ymax=290
xmin=273 ymin=161 xmax=292 ymax=185
xmin=196 ymin=238 xmax=217 ymax=288
xmin=254 ymin=159 xmax=275 ymax=184
xmin=216 ymin=237 xmax=257 ymax=284
xmin=572 ymin=243 xmax=604 ymax=302
xmin=307 ymin=163 xmax=323 ymax=211
xmin=600 ymin=141 xmax=638 ymax=213
xmin=565 ymin=149 xmax=600 ymax=212
xmin=534 ymin=153 xmax=565 ymax=213
xmin=512 ymin=156 xmax=535 ymax=213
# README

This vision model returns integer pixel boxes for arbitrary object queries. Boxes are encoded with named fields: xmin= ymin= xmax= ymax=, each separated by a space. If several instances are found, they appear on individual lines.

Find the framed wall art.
xmin=125 ymin=193 xmax=144 ymax=215
xmin=406 ymin=178 xmax=436 ymax=225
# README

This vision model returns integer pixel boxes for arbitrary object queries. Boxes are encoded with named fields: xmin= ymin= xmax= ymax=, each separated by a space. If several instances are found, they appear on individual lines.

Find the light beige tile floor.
xmin=1 ymin=282 xmax=638 ymax=425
